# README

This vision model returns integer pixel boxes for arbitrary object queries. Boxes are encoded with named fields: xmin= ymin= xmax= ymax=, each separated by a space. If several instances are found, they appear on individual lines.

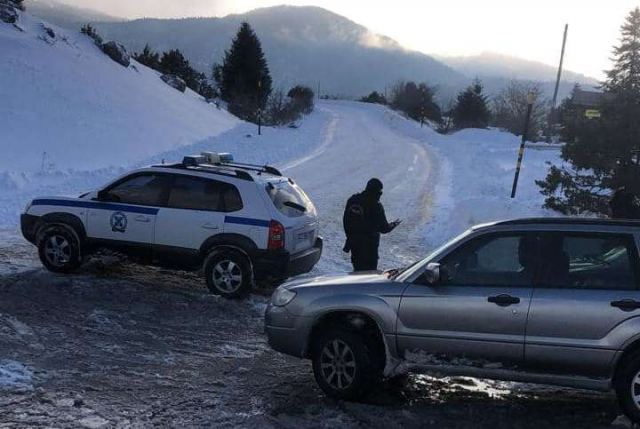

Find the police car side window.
xmin=105 ymin=174 xmax=171 ymax=206
xmin=167 ymin=176 xmax=243 ymax=212
xmin=220 ymin=183 xmax=243 ymax=212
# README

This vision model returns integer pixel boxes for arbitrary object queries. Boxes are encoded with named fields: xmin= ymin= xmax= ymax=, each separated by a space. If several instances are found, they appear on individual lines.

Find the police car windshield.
xmin=266 ymin=180 xmax=316 ymax=218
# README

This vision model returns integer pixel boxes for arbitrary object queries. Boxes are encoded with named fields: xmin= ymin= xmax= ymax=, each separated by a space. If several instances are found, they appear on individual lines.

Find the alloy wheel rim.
xmin=320 ymin=339 xmax=356 ymax=390
xmin=44 ymin=235 xmax=71 ymax=267
xmin=631 ymin=371 xmax=640 ymax=410
xmin=212 ymin=260 xmax=242 ymax=293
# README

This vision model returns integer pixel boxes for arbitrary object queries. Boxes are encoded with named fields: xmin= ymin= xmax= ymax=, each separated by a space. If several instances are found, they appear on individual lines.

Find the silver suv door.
xmin=397 ymin=232 xmax=537 ymax=366
xmin=524 ymin=231 xmax=640 ymax=377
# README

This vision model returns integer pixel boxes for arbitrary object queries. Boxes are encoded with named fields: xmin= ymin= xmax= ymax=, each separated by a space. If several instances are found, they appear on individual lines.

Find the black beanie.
xmin=365 ymin=178 xmax=383 ymax=192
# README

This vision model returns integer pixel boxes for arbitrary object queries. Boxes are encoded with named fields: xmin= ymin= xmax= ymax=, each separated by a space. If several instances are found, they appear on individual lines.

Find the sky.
xmin=54 ymin=0 xmax=640 ymax=79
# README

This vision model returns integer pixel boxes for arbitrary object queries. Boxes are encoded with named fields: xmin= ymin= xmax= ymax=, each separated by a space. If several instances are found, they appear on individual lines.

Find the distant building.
xmin=572 ymin=88 xmax=613 ymax=119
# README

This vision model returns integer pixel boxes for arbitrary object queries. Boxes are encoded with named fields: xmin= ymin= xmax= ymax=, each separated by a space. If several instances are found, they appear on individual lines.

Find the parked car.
xmin=265 ymin=218 xmax=640 ymax=422
xmin=21 ymin=152 xmax=322 ymax=298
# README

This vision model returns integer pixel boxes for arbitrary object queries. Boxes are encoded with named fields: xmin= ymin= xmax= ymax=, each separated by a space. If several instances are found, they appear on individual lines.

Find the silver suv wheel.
xmin=211 ymin=260 xmax=242 ymax=293
xmin=319 ymin=339 xmax=356 ymax=390
xmin=631 ymin=370 xmax=640 ymax=411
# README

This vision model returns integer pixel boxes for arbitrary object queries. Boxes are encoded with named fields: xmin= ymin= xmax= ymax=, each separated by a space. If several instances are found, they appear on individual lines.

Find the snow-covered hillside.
xmin=0 ymin=11 xmax=239 ymax=174
xmin=0 ymin=7 xmax=563 ymax=256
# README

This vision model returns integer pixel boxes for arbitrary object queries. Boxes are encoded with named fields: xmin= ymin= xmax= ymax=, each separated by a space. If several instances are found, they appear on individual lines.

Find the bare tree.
xmin=492 ymin=81 xmax=549 ymax=139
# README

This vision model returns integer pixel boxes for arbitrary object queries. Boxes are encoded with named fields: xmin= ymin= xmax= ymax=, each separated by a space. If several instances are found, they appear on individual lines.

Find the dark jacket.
xmin=343 ymin=191 xmax=394 ymax=252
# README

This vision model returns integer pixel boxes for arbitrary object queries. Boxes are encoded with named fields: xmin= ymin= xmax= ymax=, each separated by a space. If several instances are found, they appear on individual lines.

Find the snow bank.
xmin=376 ymin=106 xmax=564 ymax=249
xmin=424 ymin=128 xmax=564 ymax=247
xmin=0 ymin=12 xmax=239 ymax=173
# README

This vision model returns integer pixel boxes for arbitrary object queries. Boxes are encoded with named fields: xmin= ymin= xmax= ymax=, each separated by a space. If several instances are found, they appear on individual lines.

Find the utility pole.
xmin=257 ymin=79 xmax=262 ymax=136
xmin=548 ymin=24 xmax=569 ymax=139
xmin=511 ymin=91 xmax=537 ymax=198
xmin=317 ymin=81 xmax=321 ymax=100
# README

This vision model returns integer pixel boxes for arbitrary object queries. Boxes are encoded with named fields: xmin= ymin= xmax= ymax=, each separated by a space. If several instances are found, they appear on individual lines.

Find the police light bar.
xmin=182 ymin=155 xmax=206 ymax=166
xmin=201 ymin=152 xmax=234 ymax=164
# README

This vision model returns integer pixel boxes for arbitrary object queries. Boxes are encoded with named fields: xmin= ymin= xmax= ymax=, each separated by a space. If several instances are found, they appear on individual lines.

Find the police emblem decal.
xmin=110 ymin=211 xmax=127 ymax=233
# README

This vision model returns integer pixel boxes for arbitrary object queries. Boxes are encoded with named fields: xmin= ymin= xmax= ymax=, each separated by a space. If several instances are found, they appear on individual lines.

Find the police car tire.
xmin=204 ymin=249 xmax=253 ymax=299
xmin=37 ymin=225 xmax=82 ymax=273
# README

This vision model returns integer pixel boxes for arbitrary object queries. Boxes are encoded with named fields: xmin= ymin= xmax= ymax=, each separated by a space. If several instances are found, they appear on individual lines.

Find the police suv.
xmin=20 ymin=152 xmax=323 ymax=298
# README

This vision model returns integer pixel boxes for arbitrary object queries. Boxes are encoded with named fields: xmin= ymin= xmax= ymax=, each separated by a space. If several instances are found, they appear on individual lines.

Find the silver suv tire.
xmin=311 ymin=328 xmax=383 ymax=401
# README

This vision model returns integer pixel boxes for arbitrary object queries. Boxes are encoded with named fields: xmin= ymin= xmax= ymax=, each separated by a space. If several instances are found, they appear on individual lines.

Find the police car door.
xmin=154 ymin=175 xmax=235 ymax=266
xmin=87 ymin=173 xmax=171 ymax=254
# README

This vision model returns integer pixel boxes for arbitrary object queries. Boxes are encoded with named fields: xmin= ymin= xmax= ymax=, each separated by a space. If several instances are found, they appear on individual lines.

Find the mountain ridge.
xmin=23 ymin=2 xmax=591 ymax=100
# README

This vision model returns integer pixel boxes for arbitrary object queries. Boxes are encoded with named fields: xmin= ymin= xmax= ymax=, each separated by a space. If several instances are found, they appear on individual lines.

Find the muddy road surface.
xmin=0 ymin=261 xmax=622 ymax=428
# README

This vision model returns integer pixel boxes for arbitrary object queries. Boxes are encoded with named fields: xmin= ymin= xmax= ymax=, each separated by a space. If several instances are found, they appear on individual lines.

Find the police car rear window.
xmin=167 ymin=176 xmax=243 ymax=212
xmin=265 ymin=181 xmax=315 ymax=218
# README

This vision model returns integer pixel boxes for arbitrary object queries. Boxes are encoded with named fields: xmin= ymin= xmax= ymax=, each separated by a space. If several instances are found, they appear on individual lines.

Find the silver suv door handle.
xmin=488 ymin=294 xmax=520 ymax=306
xmin=134 ymin=215 xmax=151 ymax=223
xmin=202 ymin=223 xmax=219 ymax=230
xmin=611 ymin=300 xmax=640 ymax=311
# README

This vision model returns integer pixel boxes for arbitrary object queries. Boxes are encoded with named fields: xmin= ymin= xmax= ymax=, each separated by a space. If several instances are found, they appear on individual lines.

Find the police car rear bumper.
xmin=254 ymin=237 xmax=323 ymax=280
xmin=20 ymin=213 xmax=40 ymax=244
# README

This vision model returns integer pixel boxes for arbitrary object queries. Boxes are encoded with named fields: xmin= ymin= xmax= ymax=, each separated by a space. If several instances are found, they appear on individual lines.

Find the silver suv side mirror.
xmin=423 ymin=262 xmax=441 ymax=285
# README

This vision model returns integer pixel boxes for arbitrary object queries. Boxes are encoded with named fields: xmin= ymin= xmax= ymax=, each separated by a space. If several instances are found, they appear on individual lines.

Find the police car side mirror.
xmin=97 ymin=189 xmax=110 ymax=201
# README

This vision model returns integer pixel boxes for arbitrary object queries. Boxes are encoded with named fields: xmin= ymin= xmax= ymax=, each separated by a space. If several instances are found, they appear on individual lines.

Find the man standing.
xmin=343 ymin=178 xmax=401 ymax=271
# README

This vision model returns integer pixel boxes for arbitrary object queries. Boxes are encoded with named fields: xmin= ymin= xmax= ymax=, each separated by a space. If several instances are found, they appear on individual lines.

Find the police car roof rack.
xmin=157 ymin=157 xmax=253 ymax=181
xmin=198 ymin=152 xmax=282 ymax=177
xmin=218 ymin=161 xmax=282 ymax=177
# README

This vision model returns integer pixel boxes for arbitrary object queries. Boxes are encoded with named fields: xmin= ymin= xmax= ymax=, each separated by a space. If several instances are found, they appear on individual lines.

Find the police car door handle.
xmin=134 ymin=215 xmax=151 ymax=223
xmin=202 ymin=223 xmax=219 ymax=230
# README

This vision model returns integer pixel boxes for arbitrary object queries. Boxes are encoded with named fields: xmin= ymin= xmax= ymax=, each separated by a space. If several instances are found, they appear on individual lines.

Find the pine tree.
xmin=360 ymin=91 xmax=387 ymax=105
xmin=452 ymin=79 xmax=491 ymax=129
xmin=538 ymin=8 xmax=640 ymax=214
xmin=159 ymin=49 xmax=200 ymax=92
xmin=219 ymin=22 xmax=273 ymax=122
xmin=134 ymin=44 xmax=160 ymax=70
xmin=391 ymin=81 xmax=441 ymax=123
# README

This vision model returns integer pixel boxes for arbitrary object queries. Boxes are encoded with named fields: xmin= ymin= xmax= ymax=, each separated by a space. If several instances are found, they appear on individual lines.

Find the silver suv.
xmin=265 ymin=218 xmax=640 ymax=422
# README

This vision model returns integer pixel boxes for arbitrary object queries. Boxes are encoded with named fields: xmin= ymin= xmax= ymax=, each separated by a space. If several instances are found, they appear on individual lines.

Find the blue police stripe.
xmin=224 ymin=216 xmax=270 ymax=227
xmin=32 ymin=199 xmax=159 ymax=215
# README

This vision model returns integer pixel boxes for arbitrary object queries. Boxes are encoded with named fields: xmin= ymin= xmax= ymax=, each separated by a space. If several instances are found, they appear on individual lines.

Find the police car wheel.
xmin=204 ymin=249 xmax=253 ymax=299
xmin=37 ymin=225 xmax=82 ymax=273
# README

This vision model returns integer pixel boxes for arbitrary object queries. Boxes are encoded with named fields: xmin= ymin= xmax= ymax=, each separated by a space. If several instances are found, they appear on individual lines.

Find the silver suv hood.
xmin=283 ymin=273 xmax=388 ymax=290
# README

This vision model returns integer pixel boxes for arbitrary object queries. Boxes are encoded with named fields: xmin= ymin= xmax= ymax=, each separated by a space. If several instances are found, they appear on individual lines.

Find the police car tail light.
xmin=268 ymin=220 xmax=285 ymax=250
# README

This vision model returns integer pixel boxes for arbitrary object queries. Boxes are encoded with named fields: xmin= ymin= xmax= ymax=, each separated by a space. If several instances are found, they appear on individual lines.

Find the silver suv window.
xmin=440 ymin=233 xmax=536 ymax=287
xmin=538 ymin=233 xmax=639 ymax=290
xmin=266 ymin=180 xmax=316 ymax=218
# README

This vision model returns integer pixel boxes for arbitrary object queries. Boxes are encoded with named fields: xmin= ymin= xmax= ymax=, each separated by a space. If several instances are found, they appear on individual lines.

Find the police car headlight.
xmin=272 ymin=288 xmax=296 ymax=307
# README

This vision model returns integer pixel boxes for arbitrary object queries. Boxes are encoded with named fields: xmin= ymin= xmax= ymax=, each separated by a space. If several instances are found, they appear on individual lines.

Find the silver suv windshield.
xmin=266 ymin=180 xmax=317 ymax=218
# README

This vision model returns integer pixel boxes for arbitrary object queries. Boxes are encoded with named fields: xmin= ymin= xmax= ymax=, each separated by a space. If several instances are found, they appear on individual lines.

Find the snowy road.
xmin=282 ymin=101 xmax=434 ymax=275
xmin=0 ymin=101 xmax=622 ymax=428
